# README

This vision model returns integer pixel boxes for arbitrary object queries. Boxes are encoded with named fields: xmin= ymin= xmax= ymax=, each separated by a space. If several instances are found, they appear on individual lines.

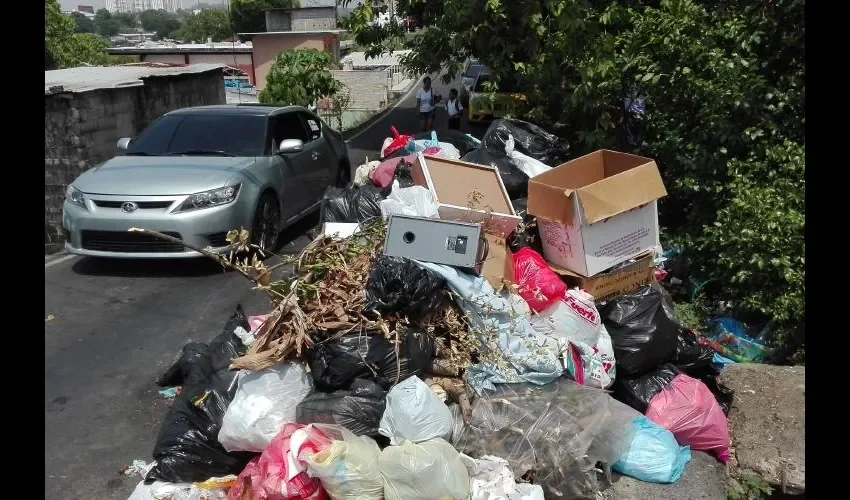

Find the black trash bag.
xmin=700 ymin=373 xmax=735 ymax=416
xmin=307 ymin=326 xmax=434 ymax=392
xmin=482 ymin=118 xmax=571 ymax=166
xmin=613 ymin=363 xmax=682 ymax=413
xmin=147 ymin=307 xmax=252 ymax=484
xmin=600 ymin=282 xmax=680 ymax=377
xmin=319 ymin=185 xmax=384 ymax=224
xmin=672 ymin=328 xmax=715 ymax=375
xmin=392 ymin=157 xmax=415 ymax=189
xmin=364 ymin=256 xmax=448 ymax=322
xmin=461 ymin=147 xmax=529 ymax=200
xmin=296 ymin=378 xmax=387 ymax=436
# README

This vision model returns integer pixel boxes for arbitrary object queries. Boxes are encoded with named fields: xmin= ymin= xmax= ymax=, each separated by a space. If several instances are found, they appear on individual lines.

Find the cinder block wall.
xmin=331 ymin=70 xmax=389 ymax=111
xmin=44 ymin=71 xmax=225 ymax=248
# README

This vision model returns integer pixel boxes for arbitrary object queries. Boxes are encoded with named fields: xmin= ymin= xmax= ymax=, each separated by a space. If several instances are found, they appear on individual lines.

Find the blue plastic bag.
xmin=613 ymin=416 xmax=691 ymax=484
xmin=405 ymin=130 xmax=440 ymax=153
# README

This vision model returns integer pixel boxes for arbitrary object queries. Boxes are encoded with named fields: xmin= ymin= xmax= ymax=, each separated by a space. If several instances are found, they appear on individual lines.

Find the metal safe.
xmin=383 ymin=215 xmax=486 ymax=269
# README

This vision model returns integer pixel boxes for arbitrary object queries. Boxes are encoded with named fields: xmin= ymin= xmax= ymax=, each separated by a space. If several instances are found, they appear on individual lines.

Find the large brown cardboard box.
xmin=528 ymin=150 xmax=668 ymax=277
xmin=480 ymin=234 xmax=515 ymax=289
xmin=549 ymin=252 xmax=655 ymax=303
xmin=411 ymin=153 xmax=522 ymax=237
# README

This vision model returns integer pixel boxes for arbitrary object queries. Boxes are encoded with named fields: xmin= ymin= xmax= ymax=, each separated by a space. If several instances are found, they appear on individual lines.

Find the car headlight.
xmin=66 ymin=185 xmax=86 ymax=209
xmin=174 ymin=184 xmax=240 ymax=213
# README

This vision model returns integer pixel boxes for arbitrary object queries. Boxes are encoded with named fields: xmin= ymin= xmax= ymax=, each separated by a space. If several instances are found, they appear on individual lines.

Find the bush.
xmin=258 ymin=49 xmax=341 ymax=108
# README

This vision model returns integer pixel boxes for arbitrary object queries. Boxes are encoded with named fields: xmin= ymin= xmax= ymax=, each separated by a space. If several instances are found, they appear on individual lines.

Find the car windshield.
xmin=126 ymin=114 xmax=267 ymax=157
xmin=473 ymin=74 xmax=521 ymax=93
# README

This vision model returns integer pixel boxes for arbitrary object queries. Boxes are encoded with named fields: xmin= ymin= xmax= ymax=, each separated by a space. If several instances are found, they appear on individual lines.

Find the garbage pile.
xmin=129 ymin=119 xmax=754 ymax=499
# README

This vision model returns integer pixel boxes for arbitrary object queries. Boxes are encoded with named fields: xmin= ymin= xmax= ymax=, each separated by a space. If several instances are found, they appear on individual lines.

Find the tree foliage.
xmin=140 ymin=9 xmax=182 ymax=39
xmin=258 ymin=48 xmax=340 ymax=107
xmin=93 ymin=8 xmax=121 ymax=36
xmin=231 ymin=0 xmax=301 ymax=34
xmin=344 ymin=0 xmax=805 ymax=359
xmin=72 ymin=12 xmax=95 ymax=33
xmin=46 ymin=0 xmax=110 ymax=69
xmin=176 ymin=8 xmax=233 ymax=43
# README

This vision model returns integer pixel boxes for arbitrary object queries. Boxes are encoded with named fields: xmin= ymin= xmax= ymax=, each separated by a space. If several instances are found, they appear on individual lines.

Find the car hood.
xmin=73 ymin=156 xmax=257 ymax=196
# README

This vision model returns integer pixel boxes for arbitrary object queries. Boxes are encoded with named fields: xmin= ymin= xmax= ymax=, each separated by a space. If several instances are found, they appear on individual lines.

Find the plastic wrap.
xmin=319 ymin=185 xmax=384 ymax=224
xmin=646 ymin=374 xmax=731 ymax=463
xmin=613 ymin=416 xmax=691 ymax=484
xmin=364 ymin=255 xmax=448 ymax=322
xmin=600 ymin=282 xmax=680 ymax=376
xmin=461 ymin=147 xmax=529 ymax=200
xmin=378 ymin=375 xmax=453 ymax=445
xmin=148 ymin=307 xmax=254 ymax=483
xmin=413 ymin=261 xmax=562 ymax=394
xmin=228 ymin=423 xmax=332 ymax=500
xmin=218 ymin=362 xmax=314 ymax=452
xmin=460 ymin=454 xmax=545 ymax=500
xmin=449 ymin=378 xmax=639 ymax=499
xmin=302 ymin=425 xmax=384 ymax=500
xmin=512 ymin=247 xmax=566 ymax=312
xmin=504 ymin=135 xmax=552 ymax=177
xmin=481 ymin=118 xmax=571 ymax=166
xmin=379 ymin=181 xmax=440 ymax=218
xmin=613 ymin=363 xmax=682 ymax=413
xmin=379 ymin=438 xmax=471 ymax=500
xmin=705 ymin=316 xmax=776 ymax=363
xmin=296 ymin=378 xmax=387 ymax=436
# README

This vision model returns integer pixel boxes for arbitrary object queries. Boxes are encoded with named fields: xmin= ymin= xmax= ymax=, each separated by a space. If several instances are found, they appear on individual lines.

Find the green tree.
xmin=94 ymin=8 xmax=121 ymax=37
xmin=176 ymin=8 xmax=232 ymax=42
xmin=258 ymin=48 xmax=340 ymax=107
xmin=114 ymin=11 xmax=138 ymax=30
xmin=230 ymin=0 xmax=300 ymax=34
xmin=46 ymin=0 xmax=110 ymax=69
xmin=71 ymin=12 xmax=95 ymax=33
xmin=139 ymin=9 xmax=182 ymax=39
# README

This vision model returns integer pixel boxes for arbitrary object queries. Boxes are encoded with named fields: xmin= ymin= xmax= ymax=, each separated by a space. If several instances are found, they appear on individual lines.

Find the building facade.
xmin=108 ymin=42 xmax=256 ymax=84
xmin=106 ymin=0 xmax=181 ymax=13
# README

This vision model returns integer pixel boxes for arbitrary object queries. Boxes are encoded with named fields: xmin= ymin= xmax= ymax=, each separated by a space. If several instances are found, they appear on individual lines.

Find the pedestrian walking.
xmin=416 ymin=76 xmax=440 ymax=132
xmin=445 ymin=88 xmax=463 ymax=130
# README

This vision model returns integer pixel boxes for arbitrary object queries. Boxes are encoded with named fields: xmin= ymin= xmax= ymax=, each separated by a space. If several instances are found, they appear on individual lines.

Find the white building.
xmin=106 ymin=0 xmax=182 ymax=13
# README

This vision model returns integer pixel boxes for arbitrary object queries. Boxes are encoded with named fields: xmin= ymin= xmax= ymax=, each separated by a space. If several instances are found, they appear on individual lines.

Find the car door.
xmin=269 ymin=112 xmax=314 ymax=221
xmin=297 ymin=112 xmax=335 ymax=205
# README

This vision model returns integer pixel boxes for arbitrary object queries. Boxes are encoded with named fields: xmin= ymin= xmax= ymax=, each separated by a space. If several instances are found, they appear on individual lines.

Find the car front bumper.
xmin=62 ymin=193 xmax=255 ymax=259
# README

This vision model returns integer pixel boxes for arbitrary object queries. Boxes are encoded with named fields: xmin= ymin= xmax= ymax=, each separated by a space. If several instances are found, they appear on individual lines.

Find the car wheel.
xmin=335 ymin=162 xmax=351 ymax=187
xmin=251 ymin=193 xmax=281 ymax=254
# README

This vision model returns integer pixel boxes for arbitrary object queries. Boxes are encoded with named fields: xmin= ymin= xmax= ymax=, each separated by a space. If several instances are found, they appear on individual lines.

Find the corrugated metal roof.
xmin=44 ymin=63 xmax=225 ymax=95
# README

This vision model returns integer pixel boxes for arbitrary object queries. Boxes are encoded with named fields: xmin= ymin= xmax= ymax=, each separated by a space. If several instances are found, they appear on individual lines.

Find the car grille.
xmin=81 ymin=230 xmax=184 ymax=253
xmin=207 ymin=232 xmax=229 ymax=247
xmin=92 ymin=200 xmax=174 ymax=209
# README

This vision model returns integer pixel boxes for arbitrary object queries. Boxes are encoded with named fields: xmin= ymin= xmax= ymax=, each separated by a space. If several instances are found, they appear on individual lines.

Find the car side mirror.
xmin=278 ymin=138 xmax=304 ymax=154
xmin=117 ymin=137 xmax=132 ymax=153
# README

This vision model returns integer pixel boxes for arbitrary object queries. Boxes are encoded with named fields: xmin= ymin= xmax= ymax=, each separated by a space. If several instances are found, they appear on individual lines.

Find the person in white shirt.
xmin=416 ymin=76 xmax=440 ymax=132
xmin=445 ymin=88 xmax=463 ymax=130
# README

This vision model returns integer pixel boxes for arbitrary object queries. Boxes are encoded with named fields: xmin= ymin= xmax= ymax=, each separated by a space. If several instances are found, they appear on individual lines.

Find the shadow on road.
xmin=70 ymin=212 xmax=321 ymax=278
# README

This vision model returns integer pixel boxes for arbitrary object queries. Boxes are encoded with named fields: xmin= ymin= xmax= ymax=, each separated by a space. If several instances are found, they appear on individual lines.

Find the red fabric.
xmin=512 ymin=247 xmax=567 ymax=312
xmin=646 ymin=374 xmax=731 ymax=463
xmin=228 ymin=423 xmax=333 ymax=500
xmin=381 ymin=126 xmax=412 ymax=158
xmin=370 ymin=154 xmax=417 ymax=188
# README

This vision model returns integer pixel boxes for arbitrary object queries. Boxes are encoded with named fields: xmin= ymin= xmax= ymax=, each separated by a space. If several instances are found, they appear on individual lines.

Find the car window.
xmin=272 ymin=113 xmax=310 ymax=149
xmin=300 ymin=114 xmax=322 ymax=142
xmin=126 ymin=114 xmax=267 ymax=156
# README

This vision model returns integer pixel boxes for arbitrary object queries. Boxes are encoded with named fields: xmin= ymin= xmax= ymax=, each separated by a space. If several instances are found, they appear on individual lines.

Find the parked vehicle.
xmin=62 ymin=105 xmax=351 ymax=258
xmin=459 ymin=59 xmax=485 ymax=107
xmin=467 ymin=72 xmax=527 ymax=124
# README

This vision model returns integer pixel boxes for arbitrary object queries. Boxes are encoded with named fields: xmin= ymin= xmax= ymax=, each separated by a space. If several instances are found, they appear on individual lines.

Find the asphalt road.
xmin=44 ymin=68 xmax=484 ymax=500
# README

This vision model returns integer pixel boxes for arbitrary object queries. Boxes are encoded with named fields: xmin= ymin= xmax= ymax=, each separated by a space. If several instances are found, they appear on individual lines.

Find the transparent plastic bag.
xmin=379 ymin=375 xmax=453 ymax=445
xmin=449 ymin=378 xmax=638 ymax=499
xmin=218 ymin=362 xmax=314 ymax=452
xmin=379 ymin=180 xmax=440 ymax=218
xmin=302 ymin=425 xmax=384 ymax=500
xmin=379 ymin=438 xmax=471 ymax=500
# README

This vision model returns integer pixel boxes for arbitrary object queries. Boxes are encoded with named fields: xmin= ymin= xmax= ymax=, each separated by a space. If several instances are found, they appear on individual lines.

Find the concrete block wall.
xmin=44 ymin=71 xmax=225 ymax=248
xmin=290 ymin=9 xmax=336 ymax=31
xmin=332 ymin=69 xmax=390 ymax=111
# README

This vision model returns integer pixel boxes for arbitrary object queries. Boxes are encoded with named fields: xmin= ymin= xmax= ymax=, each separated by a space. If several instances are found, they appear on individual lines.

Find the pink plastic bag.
xmin=512 ymin=247 xmax=567 ymax=312
xmin=228 ymin=423 xmax=333 ymax=500
xmin=646 ymin=374 xmax=731 ymax=463
xmin=248 ymin=315 xmax=269 ymax=334
xmin=370 ymin=154 xmax=417 ymax=188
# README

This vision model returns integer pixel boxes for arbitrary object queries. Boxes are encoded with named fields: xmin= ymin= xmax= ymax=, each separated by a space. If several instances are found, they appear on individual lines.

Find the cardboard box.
xmin=549 ymin=252 xmax=655 ymax=303
xmin=411 ymin=153 xmax=522 ymax=237
xmin=527 ymin=150 xmax=667 ymax=277
xmin=480 ymin=234 xmax=515 ymax=289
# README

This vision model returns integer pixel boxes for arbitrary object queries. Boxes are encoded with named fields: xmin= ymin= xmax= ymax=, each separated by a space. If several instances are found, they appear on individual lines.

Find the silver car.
xmin=62 ymin=104 xmax=351 ymax=258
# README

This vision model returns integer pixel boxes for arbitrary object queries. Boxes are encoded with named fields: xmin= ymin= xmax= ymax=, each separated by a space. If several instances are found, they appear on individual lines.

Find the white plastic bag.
xmin=379 ymin=375 xmax=454 ymax=445
xmin=302 ymin=425 xmax=384 ymax=500
xmin=379 ymin=438 xmax=471 ymax=500
xmin=218 ymin=362 xmax=313 ymax=452
xmin=354 ymin=160 xmax=380 ymax=187
xmin=460 ymin=454 xmax=545 ymax=500
xmin=379 ymin=180 xmax=440 ymax=218
xmin=126 ymin=479 xmax=231 ymax=500
xmin=436 ymin=141 xmax=461 ymax=160
xmin=504 ymin=135 xmax=552 ymax=177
